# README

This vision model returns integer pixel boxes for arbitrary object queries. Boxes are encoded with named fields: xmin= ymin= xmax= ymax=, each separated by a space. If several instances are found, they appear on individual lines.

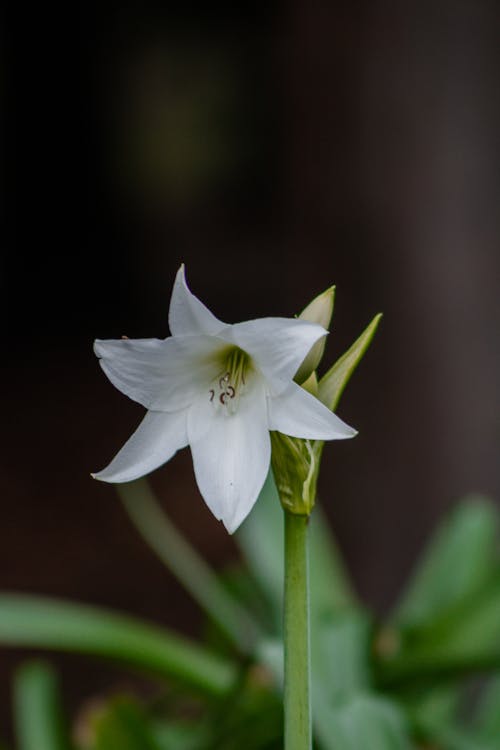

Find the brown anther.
xmin=219 ymin=373 xmax=230 ymax=388
xmin=227 ymin=386 xmax=235 ymax=398
xmin=209 ymin=389 xmax=215 ymax=402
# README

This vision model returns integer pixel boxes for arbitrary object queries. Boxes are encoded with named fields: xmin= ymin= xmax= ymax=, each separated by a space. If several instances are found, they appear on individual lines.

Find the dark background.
xmin=2 ymin=0 xmax=500 ymax=736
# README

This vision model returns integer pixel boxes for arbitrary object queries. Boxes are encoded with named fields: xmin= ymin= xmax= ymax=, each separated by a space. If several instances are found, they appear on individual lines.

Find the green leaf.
xmin=311 ymin=613 xmax=406 ymax=750
xmin=318 ymin=313 xmax=382 ymax=411
xmin=13 ymin=661 xmax=70 ymax=750
xmin=428 ymin=726 xmax=500 ymax=750
xmin=152 ymin=721 xmax=211 ymax=750
xmin=312 ymin=611 xmax=371 ymax=704
xmin=397 ymin=682 xmax=462 ymax=741
xmin=315 ymin=694 xmax=412 ymax=750
xmin=309 ymin=509 xmax=359 ymax=617
xmin=377 ymin=573 xmax=500 ymax=687
xmin=90 ymin=696 xmax=163 ymax=750
xmin=204 ymin=679 xmax=283 ymax=750
xmin=393 ymin=497 xmax=499 ymax=628
xmin=476 ymin=675 xmax=500 ymax=742
xmin=0 ymin=594 xmax=236 ymax=697
xmin=118 ymin=479 xmax=261 ymax=653
xmin=236 ymin=472 xmax=284 ymax=632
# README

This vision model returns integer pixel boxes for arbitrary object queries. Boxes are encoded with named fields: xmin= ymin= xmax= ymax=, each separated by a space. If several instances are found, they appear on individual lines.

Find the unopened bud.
xmin=294 ymin=286 xmax=335 ymax=384
xmin=270 ymin=432 xmax=320 ymax=516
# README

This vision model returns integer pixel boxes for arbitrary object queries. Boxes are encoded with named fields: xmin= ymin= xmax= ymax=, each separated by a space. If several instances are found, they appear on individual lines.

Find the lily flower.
xmin=93 ymin=266 xmax=356 ymax=532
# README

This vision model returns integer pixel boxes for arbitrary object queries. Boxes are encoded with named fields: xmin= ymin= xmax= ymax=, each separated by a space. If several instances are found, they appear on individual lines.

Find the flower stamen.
xmin=208 ymin=348 xmax=251 ymax=414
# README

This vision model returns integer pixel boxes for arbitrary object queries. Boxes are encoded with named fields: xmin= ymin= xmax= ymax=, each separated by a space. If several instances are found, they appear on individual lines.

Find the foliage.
xmin=3 ymin=313 xmax=499 ymax=749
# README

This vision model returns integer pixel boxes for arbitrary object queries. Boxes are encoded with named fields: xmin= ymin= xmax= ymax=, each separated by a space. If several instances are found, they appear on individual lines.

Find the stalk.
xmin=284 ymin=510 xmax=311 ymax=749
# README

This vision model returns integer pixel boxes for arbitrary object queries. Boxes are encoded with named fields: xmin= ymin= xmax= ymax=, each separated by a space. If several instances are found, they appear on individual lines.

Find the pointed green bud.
xmin=319 ymin=313 xmax=382 ymax=411
xmin=294 ymin=286 xmax=335 ymax=384
xmin=272 ymin=305 xmax=381 ymax=518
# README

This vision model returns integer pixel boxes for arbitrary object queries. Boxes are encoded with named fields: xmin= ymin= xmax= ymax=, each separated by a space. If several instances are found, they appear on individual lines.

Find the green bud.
xmin=318 ymin=313 xmax=382 ymax=411
xmin=270 ymin=431 xmax=320 ymax=516
xmin=294 ymin=286 xmax=335 ymax=384
xmin=272 ymin=301 xmax=381 ymax=518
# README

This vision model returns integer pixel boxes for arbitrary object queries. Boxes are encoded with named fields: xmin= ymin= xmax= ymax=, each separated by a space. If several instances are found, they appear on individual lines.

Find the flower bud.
xmin=294 ymin=287 xmax=335 ymax=384
xmin=270 ymin=432 xmax=320 ymax=516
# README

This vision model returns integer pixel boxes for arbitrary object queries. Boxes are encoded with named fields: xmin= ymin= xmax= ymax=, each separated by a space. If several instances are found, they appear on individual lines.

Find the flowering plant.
xmin=1 ymin=275 xmax=499 ymax=750
xmin=93 ymin=266 xmax=355 ymax=532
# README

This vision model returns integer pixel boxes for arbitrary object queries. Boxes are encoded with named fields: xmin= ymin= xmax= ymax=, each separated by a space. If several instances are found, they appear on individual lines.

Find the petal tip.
xmin=176 ymin=262 xmax=188 ymax=285
xmin=222 ymin=513 xmax=244 ymax=535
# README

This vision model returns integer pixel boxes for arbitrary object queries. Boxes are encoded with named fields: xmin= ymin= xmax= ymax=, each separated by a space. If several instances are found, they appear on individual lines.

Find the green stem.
xmin=284 ymin=511 xmax=311 ymax=750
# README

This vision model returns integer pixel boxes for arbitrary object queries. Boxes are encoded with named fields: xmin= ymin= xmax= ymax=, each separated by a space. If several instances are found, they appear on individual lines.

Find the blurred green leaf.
xmin=428 ymin=726 xmax=499 ymax=750
xmin=312 ymin=611 xmax=371 ymax=704
xmin=397 ymin=682 xmax=462 ymax=743
xmin=13 ymin=661 xmax=70 ymax=750
xmin=118 ymin=479 xmax=261 ymax=653
xmin=152 ymin=720 xmax=211 ymax=750
xmin=393 ymin=497 xmax=499 ymax=628
xmin=378 ymin=573 xmax=500 ymax=687
xmin=309 ymin=509 xmax=359 ymax=618
xmin=201 ymin=671 xmax=282 ymax=750
xmin=236 ymin=472 xmax=283 ymax=630
xmin=0 ymin=594 xmax=236 ymax=697
xmin=315 ymin=693 xmax=412 ymax=750
xmin=311 ymin=613 xmax=412 ymax=750
xmin=318 ymin=313 xmax=382 ymax=411
xmin=476 ymin=675 xmax=500 ymax=743
xmin=90 ymin=696 xmax=163 ymax=750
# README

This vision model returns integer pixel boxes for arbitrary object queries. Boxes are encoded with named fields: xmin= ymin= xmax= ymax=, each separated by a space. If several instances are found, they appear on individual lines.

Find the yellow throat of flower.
xmin=209 ymin=347 xmax=252 ymax=414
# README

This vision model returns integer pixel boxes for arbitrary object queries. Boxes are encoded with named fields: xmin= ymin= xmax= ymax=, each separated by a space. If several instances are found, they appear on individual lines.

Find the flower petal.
xmin=223 ymin=318 xmax=327 ymax=394
xmin=168 ymin=265 xmax=227 ymax=337
xmin=92 ymin=408 xmax=188 ymax=483
xmin=268 ymin=382 xmax=357 ymax=440
xmin=94 ymin=335 xmax=225 ymax=411
xmin=187 ymin=379 xmax=270 ymax=533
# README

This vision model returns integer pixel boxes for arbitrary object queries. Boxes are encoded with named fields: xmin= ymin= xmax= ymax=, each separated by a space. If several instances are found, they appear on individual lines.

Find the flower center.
xmin=209 ymin=347 xmax=251 ymax=415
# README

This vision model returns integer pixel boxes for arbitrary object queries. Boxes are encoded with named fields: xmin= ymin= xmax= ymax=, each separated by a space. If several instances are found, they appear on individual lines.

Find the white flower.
xmin=93 ymin=266 xmax=356 ymax=533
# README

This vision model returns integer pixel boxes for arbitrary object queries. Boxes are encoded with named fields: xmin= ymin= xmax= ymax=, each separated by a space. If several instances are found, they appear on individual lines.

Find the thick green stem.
xmin=284 ymin=511 xmax=311 ymax=750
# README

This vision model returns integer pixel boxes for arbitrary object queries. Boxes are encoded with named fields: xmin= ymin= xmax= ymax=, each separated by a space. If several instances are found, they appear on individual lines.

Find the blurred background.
xmin=2 ymin=0 xmax=500 ymax=735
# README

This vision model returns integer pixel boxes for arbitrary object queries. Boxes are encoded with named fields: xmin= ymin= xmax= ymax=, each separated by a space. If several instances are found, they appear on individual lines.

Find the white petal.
xmin=168 ymin=265 xmax=227 ymax=337
xmin=187 ymin=379 xmax=270 ymax=533
xmin=92 ymin=408 xmax=188 ymax=483
xmin=223 ymin=318 xmax=327 ymax=395
xmin=268 ymin=382 xmax=357 ymax=440
xmin=95 ymin=335 xmax=225 ymax=411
